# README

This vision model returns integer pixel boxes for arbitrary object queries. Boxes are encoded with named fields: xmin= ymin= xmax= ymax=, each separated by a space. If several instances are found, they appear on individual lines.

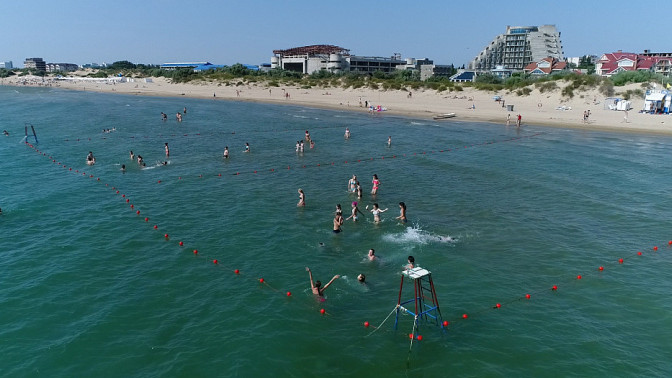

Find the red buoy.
xmin=462 ymin=314 xmax=468 ymax=319
xmin=259 ymin=278 xmax=264 ymax=283
xmin=126 ymin=199 xmax=130 ymax=203
xmin=320 ymin=309 xmax=325 ymax=315
xmin=179 ymin=241 xmax=184 ymax=246
xmin=552 ymin=285 xmax=558 ymax=291
xmin=408 ymin=334 xmax=413 ymax=339
xmin=637 ymin=251 xmax=642 ymax=256
xmin=416 ymin=335 xmax=423 ymax=341
xmin=130 ymin=204 xmax=134 ymax=209
xmin=164 ymin=233 xmax=169 ymax=238
xmin=213 ymin=259 xmax=218 ymax=264
xmin=145 ymin=217 xmax=149 ymax=222
xmin=526 ymin=294 xmax=531 ymax=299
xmin=286 ymin=291 xmax=292 ymax=297
xmin=153 ymin=225 xmax=158 ymax=229
xmin=618 ymin=258 xmax=624 ymax=264
xmin=136 ymin=210 xmax=140 ymax=215
xmin=122 ymin=194 xmax=125 ymax=198
xmin=495 ymin=303 xmax=501 ymax=308
xmin=442 ymin=320 xmax=449 ymax=327
xmin=234 ymin=269 xmax=240 ymax=274
xmin=193 ymin=249 xmax=198 ymax=254
xmin=577 ymin=275 xmax=582 ymax=280
xmin=364 ymin=321 xmax=370 ymax=327
xmin=654 ymin=246 xmax=658 ymax=251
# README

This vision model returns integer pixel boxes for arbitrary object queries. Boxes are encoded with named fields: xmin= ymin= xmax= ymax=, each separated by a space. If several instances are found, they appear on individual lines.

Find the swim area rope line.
xmin=24 ymin=141 xmax=672 ymax=349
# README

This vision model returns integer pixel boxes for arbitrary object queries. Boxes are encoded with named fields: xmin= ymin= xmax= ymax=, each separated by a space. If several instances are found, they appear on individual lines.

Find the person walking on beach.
xmin=345 ymin=201 xmax=363 ymax=222
xmin=297 ymin=189 xmax=305 ymax=207
xmin=396 ymin=202 xmax=407 ymax=223
xmin=306 ymin=267 xmax=339 ymax=297
xmin=623 ymin=110 xmax=629 ymax=123
xmin=371 ymin=174 xmax=380 ymax=195
xmin=164 ymin=143 xmax=170 ymax=158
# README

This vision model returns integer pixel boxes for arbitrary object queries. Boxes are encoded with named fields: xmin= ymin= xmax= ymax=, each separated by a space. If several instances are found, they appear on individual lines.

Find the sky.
xmin=0 ymin=0 xmax=667 ymax=68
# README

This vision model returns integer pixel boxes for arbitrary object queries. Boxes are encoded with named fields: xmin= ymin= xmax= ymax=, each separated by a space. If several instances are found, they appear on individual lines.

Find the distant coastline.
xmin=3 ymin=74 xmax=671 ymax=136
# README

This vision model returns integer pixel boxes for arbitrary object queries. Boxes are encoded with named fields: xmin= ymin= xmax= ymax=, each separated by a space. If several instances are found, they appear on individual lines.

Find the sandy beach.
xmin=3 ymin=73 xmax=670 ymax=135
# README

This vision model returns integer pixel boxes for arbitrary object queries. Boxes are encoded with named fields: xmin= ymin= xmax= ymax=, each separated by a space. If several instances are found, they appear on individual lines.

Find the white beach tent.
xmin=643 ymin=91 xmax=667 ymax=112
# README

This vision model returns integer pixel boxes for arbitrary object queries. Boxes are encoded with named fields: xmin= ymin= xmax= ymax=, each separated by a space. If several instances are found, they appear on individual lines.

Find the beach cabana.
xmin=643 ymin=91 xmax=668 ymax=114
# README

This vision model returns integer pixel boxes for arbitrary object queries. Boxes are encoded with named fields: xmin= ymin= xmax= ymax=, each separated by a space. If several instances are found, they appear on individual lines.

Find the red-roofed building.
xmin=523 ymin=57 xmax=567 ymax=75
xmin=595 ymin=51 xmax=672 ymax=77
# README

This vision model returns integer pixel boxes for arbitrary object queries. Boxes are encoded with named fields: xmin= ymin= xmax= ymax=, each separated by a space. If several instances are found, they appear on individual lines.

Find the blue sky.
xmin=0 ymin=0 xmax=666 ymax=67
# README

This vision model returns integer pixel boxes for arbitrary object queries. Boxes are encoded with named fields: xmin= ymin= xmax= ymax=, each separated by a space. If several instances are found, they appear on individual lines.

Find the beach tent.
xmin=643 ymin=91 xmax=667 ymax=113
xmin=616 ymin=100 xmax=631 ymax=111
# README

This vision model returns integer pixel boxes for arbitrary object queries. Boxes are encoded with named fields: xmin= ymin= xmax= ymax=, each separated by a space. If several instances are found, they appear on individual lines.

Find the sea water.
xmin=1 ymin=85 xmax=671 ymax=377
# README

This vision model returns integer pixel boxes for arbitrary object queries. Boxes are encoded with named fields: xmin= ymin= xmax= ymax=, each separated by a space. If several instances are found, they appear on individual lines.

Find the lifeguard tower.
xmin=394 ymin=266 xmax=444 ymax=336
xmin=25 ymin=123 xmax=38 ymax=145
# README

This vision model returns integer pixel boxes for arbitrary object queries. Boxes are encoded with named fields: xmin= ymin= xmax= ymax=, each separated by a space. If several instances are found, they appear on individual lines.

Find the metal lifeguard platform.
xmin=25 ymin=124 xmax=38 ymax=145
xmin=394 ymin=266 xmax=443 ymax=336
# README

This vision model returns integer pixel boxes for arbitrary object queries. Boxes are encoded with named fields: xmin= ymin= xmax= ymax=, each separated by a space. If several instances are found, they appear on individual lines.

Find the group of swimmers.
xmin=101 ymin=128 xmax=116 ymax=133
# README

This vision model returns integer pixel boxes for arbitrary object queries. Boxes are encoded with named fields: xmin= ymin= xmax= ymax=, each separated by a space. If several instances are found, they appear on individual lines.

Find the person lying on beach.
xmin=306 ymin=267 xmax=339 ymax=297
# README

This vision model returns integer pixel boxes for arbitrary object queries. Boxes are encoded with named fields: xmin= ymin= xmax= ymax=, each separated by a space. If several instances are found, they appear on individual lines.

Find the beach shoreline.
xmin=3 ymin=74 xmax=671 ymax=136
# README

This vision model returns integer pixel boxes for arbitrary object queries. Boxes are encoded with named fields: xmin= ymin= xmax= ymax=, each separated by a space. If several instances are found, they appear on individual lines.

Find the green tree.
xmin=109 ymin=60 xmax=137 ymax=70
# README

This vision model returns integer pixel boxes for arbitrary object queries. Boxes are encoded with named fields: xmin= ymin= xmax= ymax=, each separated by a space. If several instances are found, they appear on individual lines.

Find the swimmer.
xmin=368 ymin=248 xmax=377 ymax=261
xmin=335 ymin=204 xmax=342 ymax=215
xmin=223 ymin=146 xmax=229 ymax=158
xmin=371 ymin=174 xmax=380 ymax=195
xmin=306 ymin=267 xmax=340 ymax=297
xmin=161 ymin=112 xmax=167 ymax=121
xmin=121 ymin=164 xmax=126 ymax=172
xmin=357 ymin=274 xmax=366 ymax=283
xmin=345 ymin=201 xmax=363 ymax=222
xmin=297 ymin=188 xmax=305 ymax=207
xmin=244 ymin=142 xmax=250 ymax=153
xmin=344 ymin=128 xmax=350 ymax=139
xmin=333 ymin=211 xmax=344 ymax=233
xmin=305 ymin=130 xmax=311 ymax=142
xmin=310 ymin=139 xmax=315 ymax=149
xmin=162 ymin=161 xmax=168 ymax=166
xmin=86 ymin=151 xmax=95 ymax=165
xmin=183 ymin=107 xmax=187 ymax=114
xmin=396 ymin=202 xmax=407 ymax=223
xmin=0 ymin=207 xmax=2 ymax=214
xmin=137 ymin=155 xmax=144 ymax=165
xmin=387 ymin=136 xmax=391 ymax=147
xmin=299 ymin=140 xmax=304 ymax=152
xmin=164 ymin=142 xmax=169 ymax=157
xmin=295 ymin=141 xmax=300 ymax=152
xmin=348 ymin=175 xmax=357 ymax=192
xmin=129 ymin=150 xmax=134 ymax=160
xmin=405 ymin=256 xmax=415 ymax=270
xmin=368 ymin=203 xmax=388 ymax=222
xmin=356 ymin=182 xmax=362 ymax=199
xmin=3 ymin=130 xmax=9 ymax=136
xmin=176 ymin=112 xmax=182 ymax=122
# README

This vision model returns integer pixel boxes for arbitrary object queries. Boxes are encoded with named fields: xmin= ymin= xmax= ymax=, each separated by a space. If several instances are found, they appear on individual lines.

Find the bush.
xmin=561 ymin=85 xmax=574 ymax=98
xmin=535 ymin=81 xmax=558 ymax=93
xmin=516 ymin=87 xmax=532 ymax=96
xmin=610 ymin=70 xmax=664 ymax=86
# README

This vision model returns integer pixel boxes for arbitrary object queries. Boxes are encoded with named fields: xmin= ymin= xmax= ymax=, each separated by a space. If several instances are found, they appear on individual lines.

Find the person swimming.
xmin=129 ymin=150 xmax=134 ymax=160
xmin=344 ymin=128 xmax=350 ymax=139
xmin=223 ymin=146 xmax=229 ymax=158
xmin=86 ymin=151 xmax=95 ymax=165
xmin=357 ymin=274 xmax=366 ymax=283
xmin=121 ymin=164 xmax=126 ymax=172
xmin=306 ymin=267 xmax=339 ymax=297
xmin=405 ymin=256 xmax=415 ymax=270
xmin=368 ymin=248 xmax=377 ymax=261
xmin=244 ymin=142 xmax=250 ymax=153
xmin=164 ymin=142 xmax=170 ymax=157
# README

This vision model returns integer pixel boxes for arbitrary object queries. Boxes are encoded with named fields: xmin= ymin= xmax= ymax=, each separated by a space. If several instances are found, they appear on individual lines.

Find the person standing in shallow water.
xmin=396 ymin=202 xmax=407 ymax=223
xmin=333 ymin=210 xmax=344 ymax=233
xmin=297 ymin=189 xmax=305 ymax=207
xmin=371 ymin=174 xmax=380 ymax=195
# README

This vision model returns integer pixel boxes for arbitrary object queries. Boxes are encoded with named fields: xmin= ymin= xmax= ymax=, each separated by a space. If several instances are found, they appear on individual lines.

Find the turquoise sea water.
xmin=1 ymin=85 xmax=672 ymax=377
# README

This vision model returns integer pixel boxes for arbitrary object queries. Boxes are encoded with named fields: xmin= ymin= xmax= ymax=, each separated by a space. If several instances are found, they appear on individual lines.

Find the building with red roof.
xmin=596 ymin=51 xmax=672 ymax=77
xmin=523 ymin=57 xmax=567 ymax=75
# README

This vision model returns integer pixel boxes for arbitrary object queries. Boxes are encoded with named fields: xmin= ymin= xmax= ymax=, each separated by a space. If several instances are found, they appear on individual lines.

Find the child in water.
xmin=306 ymin=267 xmax=339 ymax=297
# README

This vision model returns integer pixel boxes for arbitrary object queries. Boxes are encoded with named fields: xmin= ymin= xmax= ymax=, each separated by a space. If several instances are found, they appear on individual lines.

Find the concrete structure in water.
xmin=469 ymin=25 xmax=564 ymax=71
xmin=271 ymin=45 xmax=450 ymax=79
